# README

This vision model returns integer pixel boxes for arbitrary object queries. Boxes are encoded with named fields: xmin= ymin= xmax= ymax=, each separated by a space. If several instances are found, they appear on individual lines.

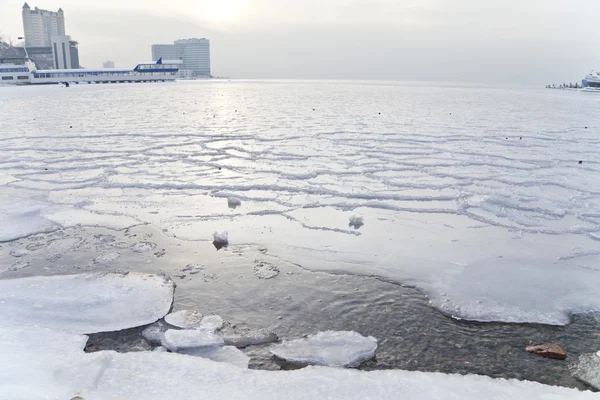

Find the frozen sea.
xmin=1 ymin=80 xmax=600 ymax=390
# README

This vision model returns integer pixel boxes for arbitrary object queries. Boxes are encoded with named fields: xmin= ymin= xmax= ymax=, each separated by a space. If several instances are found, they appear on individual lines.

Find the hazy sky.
xmin=1 ymin=0 xmax=599 ymax=83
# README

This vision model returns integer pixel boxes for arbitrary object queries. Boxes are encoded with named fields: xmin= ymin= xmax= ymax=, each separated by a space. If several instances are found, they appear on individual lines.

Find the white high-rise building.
xmin=22 ymin=3 xmax=66 ymax=47
xmin=151 ymin=38 xmax=210 ymax=77
xmin=51 ymin=35 xmax=72 ymax=69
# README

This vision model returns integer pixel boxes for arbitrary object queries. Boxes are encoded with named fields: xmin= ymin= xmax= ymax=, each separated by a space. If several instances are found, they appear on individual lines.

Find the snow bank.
xmin=0 ymin=272 xmax=175 ymax=334
xmin=0 ymin=325 xmax=595 ymax=400
xmin=270 ymin=331 xmax=378 ymax=367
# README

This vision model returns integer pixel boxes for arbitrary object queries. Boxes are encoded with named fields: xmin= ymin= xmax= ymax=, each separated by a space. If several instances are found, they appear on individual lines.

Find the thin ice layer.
xmin=270 ymin=331 xmax=377 ymax=367
xmin=0 ymin=195 xmax=58 ymax=242
xmin=0 ymin=326 xmax=595 ymax=400
xmin=165 ymin=310 xmax=204 ymax=328
xmin=0 ymin=272 xmax=175 ymax=334
xmin=569 ymin=352 xmax=600 ymax=390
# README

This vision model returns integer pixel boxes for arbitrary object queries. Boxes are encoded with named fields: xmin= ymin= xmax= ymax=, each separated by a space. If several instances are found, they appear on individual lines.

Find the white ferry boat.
xmin=0 ymin=58 xmax=180 ymax=85
xmin=582 ymin=71 xmax=600 ymax=89
xmin=0 ymin=59 xmax=36 ymax=85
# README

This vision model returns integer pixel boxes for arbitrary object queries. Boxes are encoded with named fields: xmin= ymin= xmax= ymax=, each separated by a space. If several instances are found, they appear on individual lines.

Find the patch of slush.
xmin=163 ymin=328 xmax=224 ymax=351
xmin=0 ymin=272 xmax=175 ymax=334
xmin=1 ymin=326 xmax=594 ymax=400
xmin=270 ymin=331 xmax=378 ymax=368
xmin=1 ymin=260 xmax=30 ymax=273
xmin=8 ymin=248 xmax=28 ymax=257
xmin=131 ymin=241 xmax=157 ymax=253
xmin=181 ymin=264 xmax=204 ymax=274
xmin=181 ymin=345 xmax=250 ymax=368
xmin=570 ymin=352 xmax=600 ymax=390
xmin=93 ymin=251 xmax=120 ymax=264
xmin=253 ymin=260 xmax=280 ymax=279
xmin=165 ymin=310 xmax=204 ymax=329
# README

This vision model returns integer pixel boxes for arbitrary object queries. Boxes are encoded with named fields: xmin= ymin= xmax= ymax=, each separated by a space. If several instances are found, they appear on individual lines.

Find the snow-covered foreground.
xmin=0 ymin=325 xmax=596 ymax=400
xmin=1 ymin=81 xmax=600 ymax=326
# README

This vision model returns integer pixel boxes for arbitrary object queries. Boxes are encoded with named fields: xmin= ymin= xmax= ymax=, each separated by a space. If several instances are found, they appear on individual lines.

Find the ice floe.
xmin=570 ymin=352 xmax=600 ymax=390
xmin=93 ymin=251 xmax=120 ymax=264
xmin=222 ymin=327 xmax=279 ymax=348
xmin=164 ymin=310 xmax=204 ymax=329
xmin=270 ymin=331 xmax=378 ymax=368
xmin=131 ymin=241 xmax=157 ymax=253
xmin=0 ymin=272 xmax=175 ymax=334
xmin=0 ymin=325 xmax=594 ymax=400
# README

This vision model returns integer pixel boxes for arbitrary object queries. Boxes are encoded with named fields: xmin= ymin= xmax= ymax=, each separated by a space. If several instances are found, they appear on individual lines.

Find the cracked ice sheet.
xmin=0 ymin=273 xmax=175 ymax=334
xmin=0 ymin=326 xmax=596 ymax=400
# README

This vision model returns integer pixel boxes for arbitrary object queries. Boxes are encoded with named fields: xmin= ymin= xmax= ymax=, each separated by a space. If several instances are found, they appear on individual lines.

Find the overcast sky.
xmin=1 ymin=0 xmax=599 ymax=83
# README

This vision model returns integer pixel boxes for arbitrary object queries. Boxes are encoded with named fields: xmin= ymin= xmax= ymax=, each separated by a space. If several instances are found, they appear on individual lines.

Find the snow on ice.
xmin=570 ymin=352 xmax=600 ymax=390
xmin=270 ymin=331 xmax=378 ymax=368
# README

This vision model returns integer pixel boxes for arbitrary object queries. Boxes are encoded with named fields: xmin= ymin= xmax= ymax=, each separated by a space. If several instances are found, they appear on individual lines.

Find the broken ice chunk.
xmin=199 ymin=315 xmax=223 ymax=332
xmin=227 ymin=197 xmax=242 ymax=209
xmin=212 ymin=231 xmax=229 ymax=250
xmin=93 ymin=251 xmax=120 ymax=264
xmin=270 ymin=330 xmax=377 ymax=368
xmin=165 ymin=310 xmax=204 ymax=329
xmin=131 ymin=241 xmax=157 ymax=253
xmin=0 ymin=272 xmax=175 ymax=334
xmin=142 ymin=321 xmax=168 ymax=346
xmin=348 ymin=216 xmax=364 ymax=229
xmin=569 ymin=352 xmax=600 ymax=390
xmin=163 ymin=329 xmax=224 ymax=351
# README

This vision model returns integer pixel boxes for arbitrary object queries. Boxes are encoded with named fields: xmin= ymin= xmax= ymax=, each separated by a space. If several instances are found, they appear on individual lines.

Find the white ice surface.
xmin=3 ymin=83 xmax=600 ymax=325
xmin=0 ymin=272 xmax=175 ymax=334
xmin=199 ymin=314 xmax=224 ymax=331
xmin=0 ymin=325 xmax=595 ymax=400
xmin=270 ymin=331 xmax=378 ymax=367
xmin=164 ymin=310 xmax=204 ymax=328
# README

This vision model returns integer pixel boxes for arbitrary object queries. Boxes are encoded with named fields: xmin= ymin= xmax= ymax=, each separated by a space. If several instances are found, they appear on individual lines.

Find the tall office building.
xmin=151 ymin=38 xmax=210 ymax=77
xmin=22 ymin=3 xmax=65 ymax=47
xmin=51 ymin=35 xmax=76 ymax=69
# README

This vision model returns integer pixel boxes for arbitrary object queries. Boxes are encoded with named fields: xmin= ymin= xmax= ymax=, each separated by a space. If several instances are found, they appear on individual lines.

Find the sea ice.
xmin=93 ymin=251 xmax=120 ymax=264
xmin=181 ymin=264 xmax=204 ymax=274
xmin=212 ymin=231 xmax=229 ymax=250
xmin=0 ymin=325 xmax=595 ymax=400
xmin=0 ymin=196 xmax=58 ymax=242
xmin=181 ymin=345 xmax=250 ymax=368
xmin=163 ymin=328 xmax=224 ymax=351
xmin=8 ymin=248 xmax=28 ymax=257
xmin=165 ymin=310 xmax=204 ymax=329
xmin=569 ymin=352 xmax=600 ymax=390
xmin=270 ymin=331 xmax=377 ymax=367
xmin=0 ymin=272 xmax=175 ymax=334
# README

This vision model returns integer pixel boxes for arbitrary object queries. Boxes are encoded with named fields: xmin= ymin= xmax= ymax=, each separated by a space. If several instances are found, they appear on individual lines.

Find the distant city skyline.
xmin=1 ymin=0 xmax=600 ymax=83
xmin=152 ymin=38 xmax=210 ymax=77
